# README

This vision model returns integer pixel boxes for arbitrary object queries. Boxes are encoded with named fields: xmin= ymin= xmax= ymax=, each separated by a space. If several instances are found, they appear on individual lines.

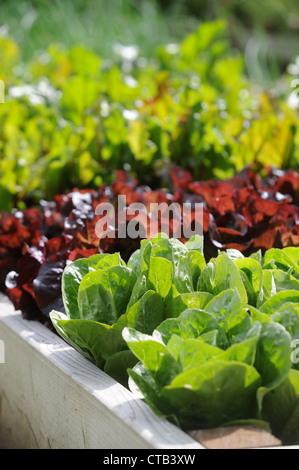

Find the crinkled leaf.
xmin=147 ymin=256 xmax=173 ymax=298
xmin=197 ymin=253 xmax=248 ymax=304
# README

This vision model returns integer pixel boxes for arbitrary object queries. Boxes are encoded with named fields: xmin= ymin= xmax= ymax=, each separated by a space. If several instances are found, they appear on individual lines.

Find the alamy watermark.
xmin=95 ymin=196 xmax=203 ymax=240
xmin=0 ymin=340 xmax=5 ymax=363
xmin=0 ymin=80 xmax=5 ymax=103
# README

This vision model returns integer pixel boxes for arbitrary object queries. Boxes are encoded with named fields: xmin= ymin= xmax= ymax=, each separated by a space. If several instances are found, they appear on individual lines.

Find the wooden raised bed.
xmin=0 ymin=292 xmax=296 ymax=450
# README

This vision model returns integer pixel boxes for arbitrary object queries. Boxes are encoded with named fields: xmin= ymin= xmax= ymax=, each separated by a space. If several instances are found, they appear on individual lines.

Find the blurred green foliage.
xmin=0 ymin=0 xmax=197 ymax=62
xmin=160 ymin=0 xmax=299 ymax=86
xmin=0 ymin=0 xmax=298 ymax=86
xmin=0 ymin=18 xmax=298 ymax=212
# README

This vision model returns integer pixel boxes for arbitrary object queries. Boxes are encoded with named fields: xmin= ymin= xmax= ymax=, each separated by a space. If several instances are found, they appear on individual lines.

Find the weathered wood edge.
xmin=0 ymin=292 xmax=203 ymax=449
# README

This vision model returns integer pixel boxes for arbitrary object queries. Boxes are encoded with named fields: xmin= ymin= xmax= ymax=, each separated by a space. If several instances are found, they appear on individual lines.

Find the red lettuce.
xmin=1 ymin=165 xmax=298 ymax=324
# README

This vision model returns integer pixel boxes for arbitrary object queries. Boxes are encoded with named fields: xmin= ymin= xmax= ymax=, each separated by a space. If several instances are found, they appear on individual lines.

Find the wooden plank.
xmin=0 ymin=293 xmax=202 ymax=449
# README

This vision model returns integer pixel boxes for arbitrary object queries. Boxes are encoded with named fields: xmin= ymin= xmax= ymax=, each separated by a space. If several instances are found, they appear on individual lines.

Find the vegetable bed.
xmin=46 ymin=234 xmax=299 ymax=446
xmin=1 ymin=17 xmax=299 ymax=450
xmin=3 ymin=232 xmax=299 ymax=448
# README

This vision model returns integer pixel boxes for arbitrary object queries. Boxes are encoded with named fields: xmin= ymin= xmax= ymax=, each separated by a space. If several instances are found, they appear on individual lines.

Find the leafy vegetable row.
xmin=3 ymin=166 xmax=299 ymax=324
xmin=50 ymin=233 xmax=299 ymax=444
xmin=1 ymin=19 xmax=299 ymax=211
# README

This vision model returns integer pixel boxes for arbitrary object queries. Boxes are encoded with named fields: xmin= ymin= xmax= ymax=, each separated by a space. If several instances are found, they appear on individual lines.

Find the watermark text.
xmin=95 ymin=196 xmax=203 ymax=240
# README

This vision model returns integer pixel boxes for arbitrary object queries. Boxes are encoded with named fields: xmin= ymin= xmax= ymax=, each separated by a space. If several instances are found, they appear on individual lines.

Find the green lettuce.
xmin=50 ymin=236 xmax=299 ymax=441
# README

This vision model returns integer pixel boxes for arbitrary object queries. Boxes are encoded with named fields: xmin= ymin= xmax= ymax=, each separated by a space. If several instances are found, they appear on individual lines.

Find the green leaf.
xmin=173 ymin=250 xmax=206 ymax=293
xmin=247 ymin=305 xmax=271 ymax=324
xmin=250 ymin=250 xmax=263 ymax=264
xmin=127 ymin=248 xmax=141 ymax=273
xmin=262 ymin=373 xmax=299 ymax=438
xmin=205 ymin=288 xmax=252 ymax=341
xmin=127 ymin=270 xmax=149 ymax=309
xmin=196 ymin=329 xmax=225 ymax=347
xmin=226 ymin=249 xmax=244 ymax=260
xmin=156 ymin=307 xmax=228 ymax=349
xmin=128 ymin=363 xmax=175 ymax=420
xmin=280 ymin=400 xmax=299 ymax=446
xmin=271 ymin=302 xmax=299 ymax=341
xmin=177 ymin=338 xmax=222 ymax=370
xmin=165 ymin=334 xmax=185 ymax=362
xmin=98 ymin=325 xmax=127 ymax=360
xmin=197 ymin=253 xmax=248 ymax=304
xmin=282 ymin=247 xmax=299 ymax=266
xmin=78 ymin=265 xmax=136 ymax=324
xmin=234 ymin=258 xmax=263 ymax=306
xmin=257 ymin=270 xmax=277 ymax=308
xmin=165 ymin=286 xmax=213 ymax=318
xmin=147 ymin=256 xmax=173 ymax=298
xmin=103 ymin=350 xmax=139 ymax=388
xmin=151 ymin=233 xmax=169 ymax=243
xmin=62 ymin=254 xmax=108 ymax=319
xmin=259 ymin=269 xmax=299 ymax=307
xmin=150 ymin=237 xmax=188 ymax=271
xmin=116 ymin=290 xmax=165 ymax=335
xmin=213 ymin=337 xmax=259 ymax=366
xmin=122 ymin=327 xmax=181 ymax=387
xmin=255 ymin=321 xmax=293 ymax=420
xmin=61 ymin=74 xmax=101 ymax=124
xmin=264 ymin=248 xmax=299 ymax=280
xmin=160 ymin=361 xmax=262 ymax=429
xmin=50 ymin=310 xmax=109 ymax=367
xmin=289 ymin=368 xmax=299 ymax=394
xmin=94 ymin=252 xmax=126 ymax=270
xmin=185 ymin=234 xmax=204 ymax=255
xmin=127 ymin=239 xmax=152 ymax=276
xmin=271 ymin=268 xmax=299 ymax=291
xmin=254 ymin=322 xmax=292 ymax=389
xmin=260 ymin=291 xmax=299 ymax=315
